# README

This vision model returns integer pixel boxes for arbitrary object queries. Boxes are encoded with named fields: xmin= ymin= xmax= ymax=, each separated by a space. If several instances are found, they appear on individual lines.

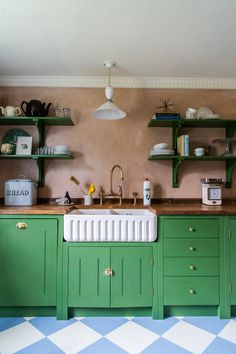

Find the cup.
xmin=185 ymin=108 xmax=197 ymax=119
xmin=194 ymin=147 xmax=205 ymax=156
xmin=84 ymin=194 xmax=93 ymax=205
xmin=1 ymin=143 xmax=15 ymax=155
xmin=0 ymin=106 xmax=21 ymax=117
xmin=55 ymin=107 xmax=62 ymax=117
xmin=63 ymin=107 xmax=70 ymax=117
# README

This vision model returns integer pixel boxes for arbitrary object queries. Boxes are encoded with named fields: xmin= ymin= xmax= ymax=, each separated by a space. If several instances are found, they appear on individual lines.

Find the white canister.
xmin=143 ymin=178 xmax=151 ymax=206
xmin=4 ymin=178 xmax=37 ymax=206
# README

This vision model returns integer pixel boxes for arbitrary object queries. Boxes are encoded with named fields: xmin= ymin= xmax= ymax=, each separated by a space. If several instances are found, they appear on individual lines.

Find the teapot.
xmin=21 ymin=100 xmax=52 ymax=117
xmin=0 ymin=106 xmax=21 ymax=117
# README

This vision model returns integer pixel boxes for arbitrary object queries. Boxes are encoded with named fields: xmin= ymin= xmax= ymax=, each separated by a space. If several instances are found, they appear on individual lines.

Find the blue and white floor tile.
xmin=0 ymin=316 xmax=236 ymax=354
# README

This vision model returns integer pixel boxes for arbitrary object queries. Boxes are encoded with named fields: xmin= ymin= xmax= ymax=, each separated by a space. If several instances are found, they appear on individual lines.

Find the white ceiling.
xmin=1 ymin=0 xmax=236 ymax=88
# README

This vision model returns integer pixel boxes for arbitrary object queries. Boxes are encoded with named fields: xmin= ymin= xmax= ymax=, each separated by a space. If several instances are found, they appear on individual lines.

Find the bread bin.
xmin=4 ymin=178 xmax=37 ymax=206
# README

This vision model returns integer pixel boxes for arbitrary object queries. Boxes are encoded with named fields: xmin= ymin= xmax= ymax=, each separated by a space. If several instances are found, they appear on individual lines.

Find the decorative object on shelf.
xmin=16 ymin=136 xmax=32 ymax=155
xmin=54 ymin=107 xmax=71 ymax=118
xmin=153 ymin=98 xmax=181 ymax=120
xmin=0 ymin=143 xmax=15 ymax=155
xmin=185 ymin=108 xmax=197 ymax=119
xmin=212 ymin=137 xmax=236 ymax=156
xmin=0 ymin=105 xmax=21 ymax=117
xmin=150 ymin=142 xmax=174 ymax=156
xmin=21 ymin=100 xmax=52 ymax=117
xmin=195 ymin=107 xmax=219 ymax=120
xmin=1 ymin=128 xmax=31 ymax=154
xmin=92 ymin=60 xmax=126 ymax=120
xmin=194 ymin=147 xmax=205 ymax=157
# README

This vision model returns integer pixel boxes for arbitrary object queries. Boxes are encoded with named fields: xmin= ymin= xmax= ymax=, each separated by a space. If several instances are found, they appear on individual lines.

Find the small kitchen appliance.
xmin=201 ymin=178 xmax=224 ymax=206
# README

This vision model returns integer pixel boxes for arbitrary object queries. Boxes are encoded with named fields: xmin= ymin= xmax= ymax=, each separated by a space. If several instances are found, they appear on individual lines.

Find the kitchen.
xmin=0 ymin=1 xmax=236 ymax=353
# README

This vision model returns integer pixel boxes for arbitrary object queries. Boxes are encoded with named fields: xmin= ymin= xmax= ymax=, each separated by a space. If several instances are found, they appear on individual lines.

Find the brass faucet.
xmin=99 ymin=164 xmax=124 ymax=205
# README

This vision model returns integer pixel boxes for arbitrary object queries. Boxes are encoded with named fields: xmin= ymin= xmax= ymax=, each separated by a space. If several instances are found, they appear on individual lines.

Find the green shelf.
xmin=148 ymin=118 xmax=236 ymax=188
xmin=0 ymin=116 xmax=74 ymax=187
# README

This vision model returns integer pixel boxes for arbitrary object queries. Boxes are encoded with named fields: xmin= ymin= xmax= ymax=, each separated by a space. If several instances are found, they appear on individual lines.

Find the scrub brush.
xmin=70 ymin=175 xmax=86 ymax=195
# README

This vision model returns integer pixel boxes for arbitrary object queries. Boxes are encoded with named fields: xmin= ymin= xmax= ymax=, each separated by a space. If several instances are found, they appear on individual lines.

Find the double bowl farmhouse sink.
xmin=64 ymin=208 xmax=157 ymax=242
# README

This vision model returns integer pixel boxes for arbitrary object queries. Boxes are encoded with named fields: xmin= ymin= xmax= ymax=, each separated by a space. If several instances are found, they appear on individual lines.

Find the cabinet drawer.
xmin=164 ymin=258 xmax=219 ymax=276
xmin=164 ymin=238 xmax=218 ymax=257
xmin=163 ymin=218 xmax=219 ymax=238
xmin=164 ymin=277 xmax=219 ymax=305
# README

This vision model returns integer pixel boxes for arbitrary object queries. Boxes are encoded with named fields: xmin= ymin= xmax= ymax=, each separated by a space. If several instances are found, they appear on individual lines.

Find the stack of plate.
xmin=54 ymin=145 xmax=71 ymax=154
xmin=150 ymin=143 xmax=174 ymax=156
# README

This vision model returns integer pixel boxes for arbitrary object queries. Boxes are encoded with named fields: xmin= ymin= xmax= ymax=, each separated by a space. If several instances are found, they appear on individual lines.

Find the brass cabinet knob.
xmin=189 ymin=246 xmax=195 ymax=251
xmin=189 ymin=226 xmax=195 ymax=232
xmin=189 ymin=288 xmax=195 ymax=294
xmin=16 ymin=222 xmax=28 ymax=229
xmin=189 ymin=265 xmax=195 ymax=270
xmin=104 ymin=268 xmax=113 ymax=276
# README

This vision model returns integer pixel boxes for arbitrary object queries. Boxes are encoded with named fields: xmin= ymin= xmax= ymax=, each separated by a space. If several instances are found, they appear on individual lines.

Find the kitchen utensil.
xmin=21 ymin=100 xmax=52 ymax=117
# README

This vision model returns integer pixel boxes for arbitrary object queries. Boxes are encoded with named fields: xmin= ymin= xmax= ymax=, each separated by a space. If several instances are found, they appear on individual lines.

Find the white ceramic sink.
xmin=64 ymin=208 xmax=157 ymax=242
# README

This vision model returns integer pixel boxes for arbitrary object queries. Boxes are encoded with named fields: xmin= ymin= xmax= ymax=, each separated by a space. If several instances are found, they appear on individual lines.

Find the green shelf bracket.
xmin=34 ymin=119 xmax=45 ymax=147
xmin=225 ymin=160 xmax=236 ymax=188
xmin=172 ymin=158 xmax=182 ymax=188
xmin=36 ymin=159 xmax=45 ymax=188
xmin=226 ymin=123 xmax=236 ymax=139
xmin=172 ymin=122 xmax=182 ymax=151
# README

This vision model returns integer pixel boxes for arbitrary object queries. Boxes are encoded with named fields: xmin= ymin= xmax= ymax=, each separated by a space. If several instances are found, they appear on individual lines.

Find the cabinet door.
xmin=111 ymin=247 xmax=153 ymax=307
xmin=68 ymin=247 xmax=110 ymax=307
xmin=0 ymin=218 xmax=57 ymax=306
xmin=230 ymin=219 xmax=236 ymax=304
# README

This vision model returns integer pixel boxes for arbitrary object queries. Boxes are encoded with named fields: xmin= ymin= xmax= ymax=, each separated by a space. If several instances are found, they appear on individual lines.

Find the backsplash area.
xmin=1 ymin=86 xmax=236 ymax=200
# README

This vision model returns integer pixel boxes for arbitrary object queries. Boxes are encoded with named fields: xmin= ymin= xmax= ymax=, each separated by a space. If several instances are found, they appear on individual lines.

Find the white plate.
xmin=195 ymin=107 xmax=213 ymax=119
xmin=153 ymin=143 xmax=169 ymax=150
xmin=150 ymin=150 xmax=174 ymax=155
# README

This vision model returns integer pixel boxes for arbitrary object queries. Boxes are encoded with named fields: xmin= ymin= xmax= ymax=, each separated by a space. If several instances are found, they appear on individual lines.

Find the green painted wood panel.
xmin=164 ymin=258 xmax=219 ymax=276
xmin=164 ymin=238 xmax=219 ymax=257
xmin=164 ymin=277 xmax=219 ymax=305
xmin=68 ymin=247 xmax=110 ymax=307
xmin=0 ymin=218 xmax=57 ymax=306
xmin=163 ymin=218 xmax=219 ymax=238
xmin=110 ymin=247 xmax=153 ymax=307
xmin=229 ymin=218 xmax=236 ymax=304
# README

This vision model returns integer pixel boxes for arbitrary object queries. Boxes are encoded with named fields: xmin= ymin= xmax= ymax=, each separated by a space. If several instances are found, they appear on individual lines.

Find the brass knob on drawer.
xmin=189 ymin=265 xmax=195 ymax=270
xmin=189 ymin=226 xmax=195 ymax=232
xmin=189 ymin=288 xmax=195 ymax=294
xmin=16 ymin=222 xmax=28 ymax=229
xmin=104 ymin=268 xmax=113 ymax=276
xmin=189 ymin=246 xmax=195 ymax=251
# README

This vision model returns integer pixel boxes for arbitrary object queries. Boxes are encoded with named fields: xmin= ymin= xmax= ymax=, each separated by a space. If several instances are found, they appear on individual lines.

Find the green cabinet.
xmin=67 ymin=246 xmax=153 ymax=308
xmin=0 ymin=217 xmax=58 ymax=307
xmin=157 ymin=215 xmax=224 ymax=318
xmin=229 ymin=218 xmax=236 ymax=305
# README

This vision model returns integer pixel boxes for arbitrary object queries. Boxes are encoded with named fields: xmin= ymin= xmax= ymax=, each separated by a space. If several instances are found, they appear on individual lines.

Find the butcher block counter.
xmin=0 ymin=200 xmax=236 ymax=215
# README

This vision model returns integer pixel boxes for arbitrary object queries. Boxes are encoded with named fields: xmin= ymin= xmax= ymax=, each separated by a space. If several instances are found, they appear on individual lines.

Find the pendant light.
xmin=92 ymin=60 xmax=127 ymax=120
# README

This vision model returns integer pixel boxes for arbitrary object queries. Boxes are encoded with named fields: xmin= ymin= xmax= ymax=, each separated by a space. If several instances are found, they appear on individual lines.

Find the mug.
xmin=1 ymin=143 xmax=15 ymax=155
xmin=0 ymin=106 xmax=21 ymax=117
xmin=194 ymin=147 xmax=205 ymax=156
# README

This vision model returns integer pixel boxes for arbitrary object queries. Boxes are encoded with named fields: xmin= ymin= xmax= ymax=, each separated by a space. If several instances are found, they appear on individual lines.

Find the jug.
xmin=21 ymin=100 xmax=52 ymax=117
xmin=0 ymin=106 xmax=21 ymax=117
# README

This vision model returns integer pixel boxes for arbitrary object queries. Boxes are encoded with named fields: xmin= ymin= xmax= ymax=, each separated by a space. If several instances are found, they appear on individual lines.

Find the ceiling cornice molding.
xmin=0 ymin=76 xmax=236 ymax=89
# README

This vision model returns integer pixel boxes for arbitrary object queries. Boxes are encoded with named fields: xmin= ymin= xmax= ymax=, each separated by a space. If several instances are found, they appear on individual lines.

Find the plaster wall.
xmin=1 ymin=87 xmax=236 ymax=200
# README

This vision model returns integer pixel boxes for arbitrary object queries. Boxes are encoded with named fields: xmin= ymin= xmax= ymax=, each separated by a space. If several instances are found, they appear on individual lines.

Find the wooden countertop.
xmin=1 ymin=201 xmax=236 ymax=215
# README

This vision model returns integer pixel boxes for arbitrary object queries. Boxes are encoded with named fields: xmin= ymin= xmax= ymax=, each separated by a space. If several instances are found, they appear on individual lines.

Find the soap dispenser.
xmin=143 ymin=178 xmax=151 ymax=206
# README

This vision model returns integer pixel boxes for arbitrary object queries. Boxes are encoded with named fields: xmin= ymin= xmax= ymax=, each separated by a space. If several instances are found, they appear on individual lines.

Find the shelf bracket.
xmin=172 ymin=122 xmax=182 ymax=152
xmin=226 ymin=123 xmax=236 ymax=139
xmin=34 ymin=119 xmax=45 ymax=147
xmin=225 ymin=160 xmax=236 ymax=188
xmin=36 ymin=159 xmax=45 ymax=187
xmin=172 ymin=158 xmax=182 ymax=188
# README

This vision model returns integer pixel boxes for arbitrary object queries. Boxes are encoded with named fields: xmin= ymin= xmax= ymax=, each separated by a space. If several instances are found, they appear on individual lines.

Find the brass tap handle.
xmin=98 ymin=185 xmax=104 ymax=205
xmin=133 ymin=192 xmax=138 ymax=206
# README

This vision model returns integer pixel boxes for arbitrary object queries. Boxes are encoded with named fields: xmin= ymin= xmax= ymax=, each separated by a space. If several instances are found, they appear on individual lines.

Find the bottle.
xmin=64 ymin=191 xmax=72 ymax=204
xmin=143 ymin=178 xmax=151 ymax=206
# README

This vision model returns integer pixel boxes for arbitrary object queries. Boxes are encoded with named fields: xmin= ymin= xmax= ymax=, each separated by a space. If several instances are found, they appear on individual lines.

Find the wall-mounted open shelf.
xmin=148 ymin=118 xmax=236 ymax=188
xmin=0 ymin=116 xmax=74 ymax=187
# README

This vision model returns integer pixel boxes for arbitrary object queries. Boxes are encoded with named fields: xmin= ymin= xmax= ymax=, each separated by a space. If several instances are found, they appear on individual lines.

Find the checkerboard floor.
xmin=0 ymin=316 xmax=236 ymax=353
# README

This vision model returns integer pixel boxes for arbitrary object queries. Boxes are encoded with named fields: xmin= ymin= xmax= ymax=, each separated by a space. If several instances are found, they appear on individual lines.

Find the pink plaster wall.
xmin=1 ymin=86 xmax=236 ymax=200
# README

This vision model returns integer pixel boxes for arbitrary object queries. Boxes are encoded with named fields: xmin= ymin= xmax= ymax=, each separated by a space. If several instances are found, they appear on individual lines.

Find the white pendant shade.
xmin=92 ymin=60 xmax=127 ymax=120
xmin=92 ymin=100 xmax=126 ymax=120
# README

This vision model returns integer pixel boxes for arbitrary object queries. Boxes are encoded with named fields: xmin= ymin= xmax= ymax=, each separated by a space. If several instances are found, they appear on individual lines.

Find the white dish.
xmin=201 ymin=113 xmax=219 ymax=119
xmin=153 ymin=143 xmax=169 ymax=150
xmin=150 ymin=149 xmax=174 ymax=155
xmin=195 ymin=107 xmax=213 ymax=119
